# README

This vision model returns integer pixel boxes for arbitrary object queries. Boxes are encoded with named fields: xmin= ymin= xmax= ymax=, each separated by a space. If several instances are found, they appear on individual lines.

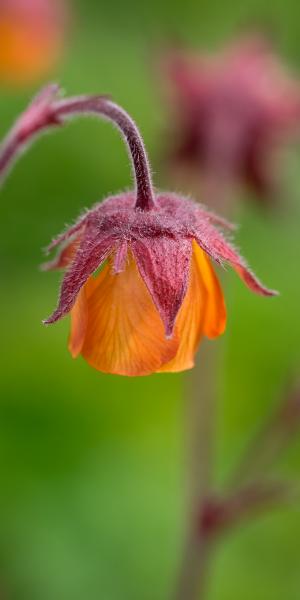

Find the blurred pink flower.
xmin=0 ymin=0 xmax=67 ymax=86
xmin=161 ymin=34 xmax=300 ymax=204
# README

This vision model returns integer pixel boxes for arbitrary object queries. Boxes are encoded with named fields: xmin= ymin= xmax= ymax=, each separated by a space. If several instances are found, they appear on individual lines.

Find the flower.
xmin=42 ymin=191 xmax=276 ymax=376
xmin=160 ymin=34 xmax=300 ymax=203
xmin=0 ymin=0 xmax=66 ymax=86
xmin=0 ymin=87 xmax=277 ymax=376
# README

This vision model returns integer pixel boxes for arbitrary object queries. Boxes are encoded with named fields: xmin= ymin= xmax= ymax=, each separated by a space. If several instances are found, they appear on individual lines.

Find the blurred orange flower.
xmin=0 ymin=0 xmax=66 ymax=86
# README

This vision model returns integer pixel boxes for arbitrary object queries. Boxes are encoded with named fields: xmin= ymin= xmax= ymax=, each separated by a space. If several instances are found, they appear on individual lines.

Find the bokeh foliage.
xmin=1 ymin=0 xmax=300 ymax=598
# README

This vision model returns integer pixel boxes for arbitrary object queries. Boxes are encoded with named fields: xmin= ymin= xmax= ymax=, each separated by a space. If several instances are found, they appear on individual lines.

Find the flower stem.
xmin=55 ymin=97 xmax=155 ymax=210
xmin=174 ymin=530 xmax=213 ymax=600
xmin=0 ymin=86 xmax=155 ymax=211
xmin=174 ymin=352 xmax=297 ymax=600
xmin=229 ymin=381 xmax=300 ymax=489
xmin=174 ymin=343 xmax=217 ymax=600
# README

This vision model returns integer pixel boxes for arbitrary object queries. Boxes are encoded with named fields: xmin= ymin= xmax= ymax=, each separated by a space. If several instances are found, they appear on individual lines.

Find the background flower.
xmin=160 ymin=33 xmax=300 ymax=207
xmin=0 ymin=0 xmax=67 ymax=86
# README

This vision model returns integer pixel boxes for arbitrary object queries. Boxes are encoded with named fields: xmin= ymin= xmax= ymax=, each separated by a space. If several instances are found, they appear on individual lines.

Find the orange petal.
xmin=76 ymin=253 xmax=179 ymax=376
xmin=159 ymin=242 xmax=226 ymax=373
xmin=196 ymin=243 xmax=227 ymax=339
xmin=68 ymin=287 xmax=88 ymax=358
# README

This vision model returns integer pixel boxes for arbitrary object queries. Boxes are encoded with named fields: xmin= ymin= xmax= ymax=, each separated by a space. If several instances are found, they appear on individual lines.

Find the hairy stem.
xmin=55 ymin=97 xmax=155 ymax=210
xmin=0 ymin=87 xmax=155 ymax=210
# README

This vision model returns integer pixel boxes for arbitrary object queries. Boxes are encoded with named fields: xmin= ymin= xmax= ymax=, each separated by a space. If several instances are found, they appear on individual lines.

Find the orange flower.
xmin=0 ymin=87 xmax=277 ymax=376
xmin=43 ymin=187 xmax=274 ymax=377
xmin=0 ymin=0 xmax=66 ymax=86
xmin=65 ymin=241 xmax=225 ymax=376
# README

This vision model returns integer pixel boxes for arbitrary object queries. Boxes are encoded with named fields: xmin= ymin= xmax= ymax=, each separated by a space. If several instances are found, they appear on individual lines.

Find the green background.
xmin=1 ymin=0 xmax=300 ymax=598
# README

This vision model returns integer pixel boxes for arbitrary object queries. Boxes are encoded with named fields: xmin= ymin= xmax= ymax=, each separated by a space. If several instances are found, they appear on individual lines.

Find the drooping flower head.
xmin=0 ymin=0 xmax=66 ymax=86
xmin=160 ymin=34 xmax=300 ymax=203
xmin=0 ymin=85 xmax=277 ymax=375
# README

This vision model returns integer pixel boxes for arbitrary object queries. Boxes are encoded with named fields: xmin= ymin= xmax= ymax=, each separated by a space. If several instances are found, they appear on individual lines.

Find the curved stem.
xmin=0 ymin=87 xmax=155 ymax=211
xmin=55 ymin=97 xmax=155 ymax=210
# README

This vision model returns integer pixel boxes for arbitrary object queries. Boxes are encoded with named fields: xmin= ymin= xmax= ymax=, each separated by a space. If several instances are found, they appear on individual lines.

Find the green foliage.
xmin=1 ymin=0 xmax=300 ymax=597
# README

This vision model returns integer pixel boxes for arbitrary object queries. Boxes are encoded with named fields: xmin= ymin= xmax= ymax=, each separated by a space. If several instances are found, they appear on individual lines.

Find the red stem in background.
xmin=0 ymin=87 xmax=155 ymax=211
xmin=199 ymin=481 xmax=291 ymax=539
xmin=174 ymin=355 xmax=299 ymax=600
xmin=174 ymin=344 xmax=217 ymax=600
xmin=229 ymin=381 xmax=300 ymax=489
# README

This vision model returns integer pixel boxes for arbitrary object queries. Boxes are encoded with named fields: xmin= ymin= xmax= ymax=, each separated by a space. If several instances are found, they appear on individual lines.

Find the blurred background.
xmin=1 ymin=0 xmax=300 ymax=598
